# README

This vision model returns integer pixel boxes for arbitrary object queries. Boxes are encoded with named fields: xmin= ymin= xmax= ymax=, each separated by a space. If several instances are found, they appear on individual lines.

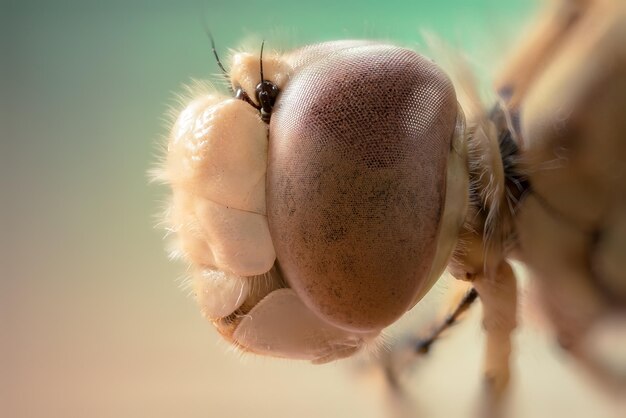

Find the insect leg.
xmin=413 ymin=287 xmax=479 ymax=354
xmin=472 ymin=262 xmax=518 ymax=405
xmin=373 ymin=284 xmax=479 ymax=398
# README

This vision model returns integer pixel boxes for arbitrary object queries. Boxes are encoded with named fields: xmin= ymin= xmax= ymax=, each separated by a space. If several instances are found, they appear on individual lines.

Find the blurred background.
xmin=3 ymin=0 xmax=624 ymax=417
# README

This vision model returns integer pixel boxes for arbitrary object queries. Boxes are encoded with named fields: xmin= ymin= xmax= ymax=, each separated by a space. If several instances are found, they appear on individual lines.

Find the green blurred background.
xmin=4 ymin=1 xmax=622 ymax=417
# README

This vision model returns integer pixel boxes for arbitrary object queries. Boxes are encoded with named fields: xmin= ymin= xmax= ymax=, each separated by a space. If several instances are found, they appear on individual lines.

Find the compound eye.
xmin=267 ymin=45 xmax=458 ymax=332
xmin=256 ymin=80 xmax=280 ymax=122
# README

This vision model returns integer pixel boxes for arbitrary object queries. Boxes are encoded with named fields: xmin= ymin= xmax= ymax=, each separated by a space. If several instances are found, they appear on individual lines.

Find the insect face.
xmin=162 ymin=40 xmax=470 ymax=362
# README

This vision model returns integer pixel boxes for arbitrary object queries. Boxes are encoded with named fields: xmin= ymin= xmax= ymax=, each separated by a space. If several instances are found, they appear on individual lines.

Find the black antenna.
xmin=202 ymin=13 xmax=228 ymax=78
xmin=255 ymin=40 xmax=278 ymax=123
xmin=259 ymin=40 xmax=265 ymax=82
xmin=206 ymin=28 xmax=228 ymax=75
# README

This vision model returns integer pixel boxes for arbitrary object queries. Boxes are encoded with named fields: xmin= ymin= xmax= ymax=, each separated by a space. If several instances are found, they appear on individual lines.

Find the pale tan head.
xmin=163 ymin=39 xmax=470 ymax=362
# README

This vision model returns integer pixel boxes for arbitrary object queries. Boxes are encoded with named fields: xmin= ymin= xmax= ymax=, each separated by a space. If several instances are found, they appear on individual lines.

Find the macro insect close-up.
xmin=157 ymin=0 xmax=626 ymax=415
xmin=5 ymin=0 xmax=625 ymax=417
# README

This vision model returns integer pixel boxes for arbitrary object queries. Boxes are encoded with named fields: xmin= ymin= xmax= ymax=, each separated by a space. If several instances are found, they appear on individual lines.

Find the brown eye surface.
xmin=267 ymin=44 xmax=458 ymax=332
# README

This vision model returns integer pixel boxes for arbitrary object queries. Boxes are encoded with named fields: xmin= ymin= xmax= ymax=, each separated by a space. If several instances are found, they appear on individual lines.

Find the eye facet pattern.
xmin=268 ymin=44 xmax=458 ymax=333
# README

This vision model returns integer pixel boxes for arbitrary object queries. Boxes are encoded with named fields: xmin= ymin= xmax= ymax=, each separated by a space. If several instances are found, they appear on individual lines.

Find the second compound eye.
xmin=256 ymin=80 xmax=280 ymax=122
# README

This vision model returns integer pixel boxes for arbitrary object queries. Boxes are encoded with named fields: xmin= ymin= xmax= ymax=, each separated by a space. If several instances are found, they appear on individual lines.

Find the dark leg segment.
xmin=415 ymin=288 xmax=479 ymax=354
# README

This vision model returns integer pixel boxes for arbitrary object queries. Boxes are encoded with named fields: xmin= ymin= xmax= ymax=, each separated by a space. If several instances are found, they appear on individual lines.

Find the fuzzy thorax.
xmin=449 ymin=101 xmax=518 ymax=280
